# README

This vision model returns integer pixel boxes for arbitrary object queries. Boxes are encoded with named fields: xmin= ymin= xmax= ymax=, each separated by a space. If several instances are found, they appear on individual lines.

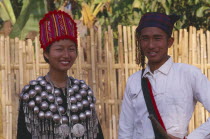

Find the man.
xmin=118 ymin=12 xmax=210 ymax=139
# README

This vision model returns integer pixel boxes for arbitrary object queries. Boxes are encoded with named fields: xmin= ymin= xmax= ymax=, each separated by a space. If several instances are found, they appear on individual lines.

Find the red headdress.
xmin=39 ymin=10 xmax=77 ymax=50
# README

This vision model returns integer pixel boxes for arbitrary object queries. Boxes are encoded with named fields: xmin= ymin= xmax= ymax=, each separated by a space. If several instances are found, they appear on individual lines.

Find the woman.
xmin=17 ymin=10 xmax=104 ymax=139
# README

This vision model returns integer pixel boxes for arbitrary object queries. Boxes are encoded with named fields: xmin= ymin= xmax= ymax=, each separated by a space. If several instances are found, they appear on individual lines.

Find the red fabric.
xmin=146 ymin=78 xmax=166 ymax=131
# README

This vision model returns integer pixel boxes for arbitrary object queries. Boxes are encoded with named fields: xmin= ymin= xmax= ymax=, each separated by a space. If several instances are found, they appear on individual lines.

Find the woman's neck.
xmin=48 ymin=70 xmax=68 ymax=88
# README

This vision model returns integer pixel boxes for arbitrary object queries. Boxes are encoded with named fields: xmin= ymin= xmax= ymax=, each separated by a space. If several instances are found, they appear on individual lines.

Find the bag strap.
xmin=141 ymin=69 xmax=166 ymax=138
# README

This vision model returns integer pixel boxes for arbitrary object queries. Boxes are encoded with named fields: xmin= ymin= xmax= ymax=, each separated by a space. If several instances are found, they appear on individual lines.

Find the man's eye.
xmin=141 ymin=37 xmax=148 ymax=40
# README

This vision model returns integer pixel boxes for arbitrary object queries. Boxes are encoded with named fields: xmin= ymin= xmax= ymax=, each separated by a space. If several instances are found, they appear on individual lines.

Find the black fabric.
xmin=141 ymin=69 xmax=164 ymax=139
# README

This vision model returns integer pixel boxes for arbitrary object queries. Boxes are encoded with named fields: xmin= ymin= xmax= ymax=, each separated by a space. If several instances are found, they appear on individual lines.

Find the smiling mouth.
xmin=60 ymin=61 xmax=70 ymax=64
xmin=148 ymin=52 xmax=157 ymax=56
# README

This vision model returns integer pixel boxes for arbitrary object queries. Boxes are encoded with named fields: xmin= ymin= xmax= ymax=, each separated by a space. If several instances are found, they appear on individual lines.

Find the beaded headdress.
xmin=39 ymin=10 xmax=78 ymax=50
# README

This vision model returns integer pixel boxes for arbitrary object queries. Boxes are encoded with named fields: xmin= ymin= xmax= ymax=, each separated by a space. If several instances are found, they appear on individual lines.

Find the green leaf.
xmin=196 ymin=6 xmax=210 ymax=17
xmin=9 ymin=0 xmax=47 ymax=39
xmin=132 ymin=0 xmax=141 ymax=8
xmin=0 ymin=0 xmax=16 ymax=24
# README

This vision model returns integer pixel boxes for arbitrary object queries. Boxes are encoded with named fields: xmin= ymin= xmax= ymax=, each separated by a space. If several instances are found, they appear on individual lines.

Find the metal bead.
xmin=79 ymin=89 xmax=87 ymax=97
xmin=79 ymin=113 xmax=86 ymax=121
xmin=45 ymin=111 xmax=53 ymax=119
xmin=77 ymin=102 xmax=83 ymax=110
xmin=34 ymin=106 xmax=39 ymax=114
xmin=29 ymin=89 xmax=37 ymax=98
xmin=53 ymin=114 xmax=60 ymax=123
xmin=41 ymin=91 xmax=48 ymax=99
xmin=49 ymin=104 xmax=57 ymax=112
xmin=93 ymin=97 xmax=96 ymax=103
xmin=47 ymin=94 xmax=55 ymax=103
xmin=54 ymin=89 xmax=61 ymax=97
xmin=87 ymin=89 xmax=93 ymax=96
xmin=75 ymin=94 xmax=82 ymax=101
xmin=40 ymin=101 xmax=49 ymax=110
xmin=70 ymin=96 xmax=77 ymax=103
xmin=38 ymin=111 xmax=45 ymax=119
xmin=40 ymin=80 xmax=47 ymax=86
xmin=28 ymin=100 xmax=35 ymax=109
xmin=80 ymin=80 xmax=85 ymax=84
xmin=35 ymin=96 xmax=42 ymax=104
xmin=46 ymin=84 xmax=52 ymax=93
xmin=82 ymin=100 xmax=89 ymax=107
xmin=87 ymin=96 xmax=92 ymax=103
xmin=73 ymin=79 xmax=80 ymax=85
xmin=62 ymin=116 xmax=68 ymax=124
xmin=72 ymin=85 xmax=79 ymax=92
xmin=81 ymin=84 xmax=88 ymax=90
xmin=67 ymin=88 xmax=74 ymax=96
xmin=23 ymin=85 xmax=30 ymax=91
xmin=71 ymin=115 xmax=79 ymax=123
xmin=19 ymin=93 xmax=24 ymax=99
xmin=90 ymin=103 xmax=95 ymax=109
xmin=22 ymin=93 xmax=29 ymax=102
xmin=34 ymin=85 xmax=42 ymax=93
xmin=58 ymin=106 xmax=65 ymax=114
xmin=56 ymin=97 xmax=63 ymax=104
xmin=85 ymin=110 xmax=92 ymax=118
xmin=71 ymin=104 xmax=78 ymax=112
xmin=36 ymin=76 xmax=44 ymax=81
xmin=30 ymin=80 xmax=38 ymax=86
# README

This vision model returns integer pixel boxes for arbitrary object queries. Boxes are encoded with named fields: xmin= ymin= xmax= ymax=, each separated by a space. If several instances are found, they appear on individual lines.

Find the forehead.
xmin=51 ymin=39 xmax=76 ymax=47
xmin=140 ymin=27 xmax=167 ymax=36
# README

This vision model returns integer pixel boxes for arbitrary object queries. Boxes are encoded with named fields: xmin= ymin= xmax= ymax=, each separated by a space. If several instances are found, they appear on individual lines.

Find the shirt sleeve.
xmin=17 ymin=100 xmax=32 ymax=139
xmin=118 ymin=77 xmax=135 ymax=139
xmin=187 ymin=68 xmax=210 ymax=139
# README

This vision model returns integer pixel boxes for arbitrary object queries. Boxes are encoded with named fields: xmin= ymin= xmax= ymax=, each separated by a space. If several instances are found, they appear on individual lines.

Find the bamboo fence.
xmin=0 ymin=26 xmax=209 ymax=139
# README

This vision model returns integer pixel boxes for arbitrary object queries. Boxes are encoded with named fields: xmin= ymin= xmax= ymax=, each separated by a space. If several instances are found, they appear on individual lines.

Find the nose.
xmin=148 ymin=39 xmax=155 ymax=49
xmin=63 ymin=49 xmax=69 ymax=57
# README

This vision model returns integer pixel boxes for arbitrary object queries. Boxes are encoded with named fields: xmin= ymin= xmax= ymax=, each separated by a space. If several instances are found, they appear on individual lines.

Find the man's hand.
xmin=168 ymin=134 xmax=182 ymax=139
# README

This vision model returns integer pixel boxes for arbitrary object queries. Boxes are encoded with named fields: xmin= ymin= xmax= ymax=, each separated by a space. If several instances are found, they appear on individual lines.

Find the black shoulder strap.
xmin=141 ymin=69 xmax=163 ymax=139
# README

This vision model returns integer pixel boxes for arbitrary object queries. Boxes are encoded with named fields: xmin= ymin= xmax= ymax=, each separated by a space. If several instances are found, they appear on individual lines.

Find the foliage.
xmin=72 ymin=0 xmax=210 ymax=31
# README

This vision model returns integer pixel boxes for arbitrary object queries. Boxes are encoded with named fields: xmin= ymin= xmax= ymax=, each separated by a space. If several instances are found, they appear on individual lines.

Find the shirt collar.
xmin=142 ymin=57 xmax=173 ymax=77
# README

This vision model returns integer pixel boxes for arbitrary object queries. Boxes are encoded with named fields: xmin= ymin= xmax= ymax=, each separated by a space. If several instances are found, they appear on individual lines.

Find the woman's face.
xmin=44 ymin=39 xmax=77 ymax=72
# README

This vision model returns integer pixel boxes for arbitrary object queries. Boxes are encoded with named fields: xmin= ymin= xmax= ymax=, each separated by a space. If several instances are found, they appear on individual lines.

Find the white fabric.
xmin=118 ymin=57 xmax=210 ymax=139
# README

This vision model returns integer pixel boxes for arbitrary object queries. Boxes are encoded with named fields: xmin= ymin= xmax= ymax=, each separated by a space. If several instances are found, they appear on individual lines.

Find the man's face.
xmin=139 ymin=27 xmax=174 ymax=67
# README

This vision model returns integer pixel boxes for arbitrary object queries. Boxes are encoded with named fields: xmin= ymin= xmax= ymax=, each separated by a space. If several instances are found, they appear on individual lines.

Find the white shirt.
xmin=118 ymin=57 xmax=210 ymax=139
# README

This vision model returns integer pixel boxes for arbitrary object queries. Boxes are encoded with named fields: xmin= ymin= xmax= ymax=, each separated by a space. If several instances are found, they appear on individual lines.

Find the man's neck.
xmin=148 ymin=56 xmax=170 ymax=73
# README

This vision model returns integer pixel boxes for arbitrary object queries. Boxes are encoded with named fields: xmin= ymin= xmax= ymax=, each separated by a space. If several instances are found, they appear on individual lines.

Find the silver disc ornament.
xmin=71 ymin=104 xmax=78 ymax=112
xmin=53 ymin=114 xmax=61 ymax=123
xmin=23 ymin=85 xmax=30 ymax=91
xmin=81 ymin=84 xmax=88 ymax=90
xmin=35 ymin=96 xmax=42 ymax=104
xmin=77 ymin=102 xmax=83 ymax=110
xmin=67 ymin=88 xmax=74 ymax=96
xmin=58 ymin=124 xmax=70 ymax=138
xmin=80 ymin=80 xmax=85 ymax=84
xmin=54 ymin=89 xmax=61 ymax=97
xmin=30 ymin=80 xmax=38 ymax=86
xmin=22 ymin=93 xmax=29 ymax=102
xmin=87 ymin=89 xmax=94 ymax=96
xmin=85 ymin=110 xmax=92 ymax=118
xmin=28 ymin=100 xmax=35 ymax=109
xmin=75 ymin=94 xmax=82 ymax=101
xmin=41 ymin=91 xmax=48 ymax=99
xmin=34 ymin=85 xmax=42 ymax=93
xmin=71 ymin=115 xmax=79 ymax=123
xmin=90 ymin=103 xmax=95 ymax=109
xmin=79 ymin=89 xmax=87 ymax=97
xmin=40 ymin=80 xmax=47 ymax=86
xmin=82 ymin=100 xmax=89 ymax=107
xmin=79 ymin=113 xmax=86 ymax=121
xmin=49 ymin=104 xmax=57 ymax=113
xmin=29 ymin=89 xmax=37 ymax=98
xmin=46 ymin=84 xmax=52 ymax=93
xmin=56 ymin=97 xmax=63 ymax=104
xmin=38 ymin=111 xmax=45 ymax=119
xmin=70 ymin=96 xmax=77 ymax=103
xmin=58 ymin=106 xmax=65 ymax=114
xmin=36 ymin=76 xmax=44 ymax=81
xmin=72 ymin=85 xmax=79 ymax=92
xmin=47 ymin=94 xmax=55 ymax=102
xmin=73 ymin=79 xmax=80 ymax=85
xmin=87 ymin=96 xmax=92 ymax=103
xmin=72 ymin=123 xmax=85 ymax=137
xmin=61 ymin=116 xmax=68 ymax=124
xmin=40 ymin=101 xmax=49 ymax=110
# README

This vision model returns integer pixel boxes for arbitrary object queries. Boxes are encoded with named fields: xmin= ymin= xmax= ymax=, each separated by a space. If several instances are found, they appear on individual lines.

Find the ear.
xmin=167 ymin=37 xmax=174 ymax=48
xmin=43 ymin=51 xmax=49 ymax=60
